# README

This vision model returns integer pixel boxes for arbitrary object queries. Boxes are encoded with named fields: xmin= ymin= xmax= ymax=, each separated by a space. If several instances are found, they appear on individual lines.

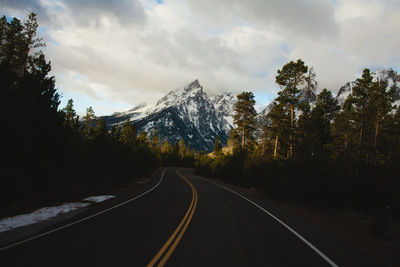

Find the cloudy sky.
xmin=1 ymin=0 xmax=399 ymax=115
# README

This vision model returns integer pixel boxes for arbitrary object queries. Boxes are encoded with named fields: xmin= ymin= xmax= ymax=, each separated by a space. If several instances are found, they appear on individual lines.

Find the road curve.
xmin=0 ymin=168 xmax=389 ymax=266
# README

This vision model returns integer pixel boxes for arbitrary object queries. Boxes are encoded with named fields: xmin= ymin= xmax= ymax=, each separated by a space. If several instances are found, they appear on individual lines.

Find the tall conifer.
xmin=234 ymin=92 xmax=257 ymax=147
xmin=275 ymin=59 xmax=308 ymax=158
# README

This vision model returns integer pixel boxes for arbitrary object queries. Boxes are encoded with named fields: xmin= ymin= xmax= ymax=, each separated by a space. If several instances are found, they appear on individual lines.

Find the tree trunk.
xmin=357 ymin=122 xmax=363 ymax=162
xmin=242 ymin=128 xmax=245 ymax=147
xmin=262 ymin=130 xmax=266 ymax=156
xmin=355 ymin=123 xmax=363 ymax=177
xmin=290 ymin=104 xmax=294 ymax=159
xmin=273 ymin=134 xmax=279 ymax=160
xmin=374 ymin=111 xmax=380 ymax=167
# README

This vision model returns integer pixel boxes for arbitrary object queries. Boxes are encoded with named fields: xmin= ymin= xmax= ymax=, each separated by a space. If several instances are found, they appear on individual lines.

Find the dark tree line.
xmin=196 ymin=59 xmax=400 ymax=231
xmin=0 ymin=13 xmax=193 ymax=217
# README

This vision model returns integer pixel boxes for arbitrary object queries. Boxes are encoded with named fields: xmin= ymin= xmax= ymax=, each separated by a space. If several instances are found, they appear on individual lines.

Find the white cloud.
xmin=1 ymin=0 xmax=399 ymax=115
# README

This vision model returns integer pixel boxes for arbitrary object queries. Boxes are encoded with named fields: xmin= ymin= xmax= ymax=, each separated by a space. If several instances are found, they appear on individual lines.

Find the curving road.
xmin=0 ymin=168 xmax=389 ymax=266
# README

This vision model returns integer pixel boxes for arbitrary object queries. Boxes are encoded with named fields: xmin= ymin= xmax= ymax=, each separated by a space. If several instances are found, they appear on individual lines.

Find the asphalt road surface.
xmin=0 ymin=168 xmax=390 ymax=266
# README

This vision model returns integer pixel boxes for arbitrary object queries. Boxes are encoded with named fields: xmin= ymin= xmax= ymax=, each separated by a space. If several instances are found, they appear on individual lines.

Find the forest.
xmin=1 ymin=13 xmax=399 ymax=238
xmin=0 ymin=13 xmax=192 ymax=218
xmin=196 ymin=60 xmax=400 ymax=237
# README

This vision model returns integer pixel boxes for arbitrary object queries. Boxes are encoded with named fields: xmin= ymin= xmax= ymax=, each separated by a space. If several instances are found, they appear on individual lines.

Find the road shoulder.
xmin=0 ymin=168 xmax=164 ymax=250
xmin=182 ymin=168 xmax=400 ymax=267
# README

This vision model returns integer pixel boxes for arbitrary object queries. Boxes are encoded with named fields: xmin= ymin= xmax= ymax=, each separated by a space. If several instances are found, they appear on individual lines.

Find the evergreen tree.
xmin=227 ymin=128 xmax=241 ymax=149
xmin=173 ymin=139 xmax=179 ymax=154
xmin=0 ymin=13 xmax=62 ymax=160
xmin=93 ymin=117 xmax=108 ymax=138
xmin=340 ymin=69 xmax=395 ymax=168
xmin=315 ymin=88 xmax=340 ymax=121
xmin=266 ymin=101 xmax=290 ymax=159
xmin=330 ymin=97 xmax=356 ymax=164
xmin=162 ymin=140 xmax=171 ymax=153
xmin=330 ymin=69 xmax=397 ymax=171
xmin=275 ymin=59 xmax=308 ymax=158
xmin=350 ymin=69 xmax=373 ymax=163
xmin=234 ymin=92 xmax=257 ymax=147
xmin=213 ymin=135 xmax=222 ymax=153
xmin=121 ymin=119 xmax=137 ymax=146
xmin=111 ymin=125 xmax=122 ymax=142
xmin=369 ymin=79 xmax=396 ymax=166
xmin=179 ymin=139 xmax=186 ymax=158
xmin=0 ymin=13 xmax=45 ymax=80
xmin=83 ymin=106 xmax=95 ymax=138
xmin=138 ymin=131 xmax=149 ymax=146
xmin=297 ymin=88 xmax=339 ymax=159
xmin=388 ymin=106 xmax=400 ymax=167
xmin=62 ymin=99 xmax=78 ymax=128
xmin=151 ymin=128 xmax=160 ymax=153
xmin=0 ymin=13 xmax=66 ymax=212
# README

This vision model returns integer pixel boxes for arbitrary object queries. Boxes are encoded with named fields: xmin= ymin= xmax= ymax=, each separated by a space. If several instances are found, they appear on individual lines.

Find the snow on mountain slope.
xmin=102 ymin=80 xmax=234 ymax=151
xmin=209 ymin=92 xmax=236 ymax=127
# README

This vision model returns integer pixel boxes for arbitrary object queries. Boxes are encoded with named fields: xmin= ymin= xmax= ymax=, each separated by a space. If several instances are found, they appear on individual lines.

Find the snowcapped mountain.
xmin=336 ymin=69 xmax=400 ymax=105
xmin=101 ymin=78 xmax=318 ymax=151
xmin=101 ymin=69 xmax=399 ymax=152
xmin=102 ymin=80 xmax=234 ymax=152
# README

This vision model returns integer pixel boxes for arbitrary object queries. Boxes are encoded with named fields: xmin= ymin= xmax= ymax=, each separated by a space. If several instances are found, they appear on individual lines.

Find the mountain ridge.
xmin=102 ymin=79 xmax=234 ymax=151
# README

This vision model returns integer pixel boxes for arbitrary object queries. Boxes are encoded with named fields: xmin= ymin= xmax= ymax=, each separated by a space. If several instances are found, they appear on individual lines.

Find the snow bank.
xmin=0 ymin=195 xmax=114 ymax=233
xmin=83 ymin=195 xmax=114 ymax=203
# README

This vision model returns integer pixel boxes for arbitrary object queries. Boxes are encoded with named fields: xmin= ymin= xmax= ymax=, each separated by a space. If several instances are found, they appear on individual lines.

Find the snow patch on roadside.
xmin=83 ymin=195 xmax=114 ymax=203
xmin=0 ymin=195 xmax=114 ymax=233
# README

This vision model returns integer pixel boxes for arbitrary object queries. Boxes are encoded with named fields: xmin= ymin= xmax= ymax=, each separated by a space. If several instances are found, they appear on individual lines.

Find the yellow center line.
xmin=147 ymin=170 xmax=198 ymax=267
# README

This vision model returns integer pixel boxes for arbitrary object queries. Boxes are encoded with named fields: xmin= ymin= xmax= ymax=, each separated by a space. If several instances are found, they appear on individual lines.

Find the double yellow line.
xmin=147 ymin=170 xmax=198 ymax=267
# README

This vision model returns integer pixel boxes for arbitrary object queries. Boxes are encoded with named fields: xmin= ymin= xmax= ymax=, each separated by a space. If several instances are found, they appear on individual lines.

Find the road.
xmin=0 ymin=168 xmax=390 ymax=266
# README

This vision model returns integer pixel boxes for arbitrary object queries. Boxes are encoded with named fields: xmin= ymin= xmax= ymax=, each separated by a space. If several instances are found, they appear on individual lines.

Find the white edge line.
xmin=196 ymin=176 xmax=339 ymax=267
xmin=0 ymin=169 xmax=166 ymax=252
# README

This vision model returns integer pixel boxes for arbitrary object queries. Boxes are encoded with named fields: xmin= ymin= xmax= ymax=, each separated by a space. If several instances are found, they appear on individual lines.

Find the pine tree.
xmin=369 ymin=80 xmax=396 ymax=166
xmin=275 ymin=59 xmax=308 ymax=158
xmin=266 ymin=101 xmax=290 ymax=159
xmin=62 ymin=99 xmax=78 ymax=128
xmin=111 ymin=125 xmax=122 ymax=142
xmin=0 ymin=13 xmax=45 ymax=79
xmin=227 ymin=128 xmax=241 ymax=149
xmin=346 ymin=69 xmax=396 ymax=166
xmin=179 ymin=139 xmax=186 ymax=158
xmin=213 ymin=135 xmax=222 ymax=153
xmin=388 ymin=106 xmax=400 ymax=167
xmin=297 ymin=88 xmax=339 ymax=159
xmin=0 ymin=13 xmax=67 ymax=211
xmin=0 ymin=13 xmax=62 ymax=156
xmin=93 ymin=117 xmax=108 ymax=138
xmin=151 ymin=128 xmax=160 ymax=153
xmin=350 ymin=69 xmax=374 ymax=164
xmin=234 ymin=92 xmax=257 ymax=147
xmin=162 ymin=140 xmax=171 ymax=153
xmin=83 ymin=106 xmax=95 ymax=138
xmin=121 ymin=119 xmax=137 ymax=146
xmin=330 ymin=97 xmax=356 ymax=164
xmin=138 ymin=131 xmax=149 ymax=146
xmin=173 ymin=139 xmax=179 ymax=154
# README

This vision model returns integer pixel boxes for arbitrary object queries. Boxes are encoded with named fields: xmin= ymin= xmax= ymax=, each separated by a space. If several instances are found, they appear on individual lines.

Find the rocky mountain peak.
xmin=185 ymin=79 xmax=201 ymax=91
